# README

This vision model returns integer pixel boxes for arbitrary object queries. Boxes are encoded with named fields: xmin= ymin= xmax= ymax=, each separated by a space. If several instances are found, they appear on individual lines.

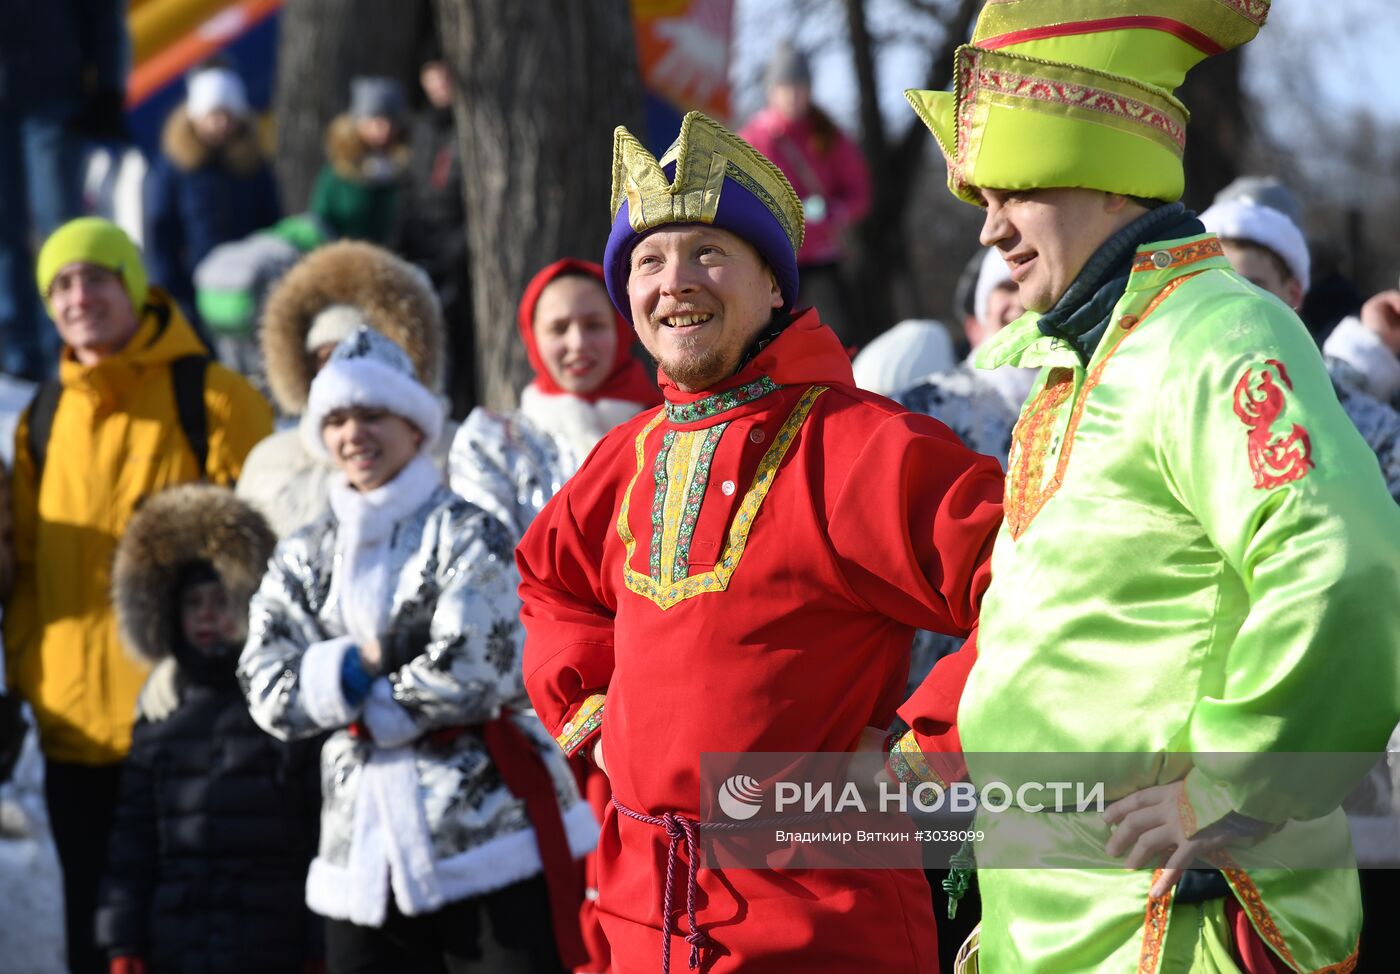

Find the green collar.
xmin=976 ymin=232 xmax=1233 ymax=372
xmin=665 ymin=376 xmax=782 ymax=425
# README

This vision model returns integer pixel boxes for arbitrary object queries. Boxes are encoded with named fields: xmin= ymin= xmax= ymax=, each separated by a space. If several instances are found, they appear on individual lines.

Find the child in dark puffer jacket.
xmin=96 ymin=485 xmax=323 ymax=974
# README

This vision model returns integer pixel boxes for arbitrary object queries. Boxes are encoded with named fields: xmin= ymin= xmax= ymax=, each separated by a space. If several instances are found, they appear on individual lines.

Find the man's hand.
xmin=1360 ymin=290 xmax=1400 ymax=355
xmin=592 ymin=737 xmax=606 ymax=775
xmin=1103 ymin=780 xmax=1228 ymax=898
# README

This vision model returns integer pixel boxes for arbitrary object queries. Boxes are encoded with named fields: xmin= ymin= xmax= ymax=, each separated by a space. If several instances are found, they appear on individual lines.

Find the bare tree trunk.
xmin=1178 ymin=49 xmax=1248 ymax=211
xmin=434 ymin=0 xmax=644 ymax=410
xmin=845 ymin=0 xmax=978 ymax=342
xmin=273 ymin=0 xmax=430 ymax=211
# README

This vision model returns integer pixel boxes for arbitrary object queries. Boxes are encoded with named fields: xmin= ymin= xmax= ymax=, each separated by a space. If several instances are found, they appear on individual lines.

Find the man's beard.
xmin=658 ymin=333 xmax=737 ymax=392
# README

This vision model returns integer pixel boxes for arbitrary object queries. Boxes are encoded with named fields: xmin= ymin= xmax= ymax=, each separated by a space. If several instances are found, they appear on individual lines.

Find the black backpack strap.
xmin=26 ymin=356 xmax=209 ymax=484
xmin=170 ymin=355 xmax=210 ymax=478
xmin=25 ymin=379 xmax=63 ymax=484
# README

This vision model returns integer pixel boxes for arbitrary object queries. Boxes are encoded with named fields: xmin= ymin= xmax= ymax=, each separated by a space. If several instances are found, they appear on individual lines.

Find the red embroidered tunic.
xmin=518 ymin=312 xmax=1003 ymax=972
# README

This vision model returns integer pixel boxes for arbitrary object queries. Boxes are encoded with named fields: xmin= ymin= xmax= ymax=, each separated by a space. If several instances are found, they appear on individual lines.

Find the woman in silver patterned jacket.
xmin=239 ymin=326 xmax=597 ymax=974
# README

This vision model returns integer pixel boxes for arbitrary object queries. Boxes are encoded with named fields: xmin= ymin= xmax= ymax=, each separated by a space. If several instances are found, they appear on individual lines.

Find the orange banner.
xmin=127 ymin=0 xmax=283 ymax=105
xmin=633 ymin=0 xmax=734 ymax=122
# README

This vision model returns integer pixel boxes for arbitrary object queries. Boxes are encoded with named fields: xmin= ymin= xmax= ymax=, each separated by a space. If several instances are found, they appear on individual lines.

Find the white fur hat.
xmin=852 ymin=319 xmax=956 ymax=397
xmin=301 ymin=327 xmax=444 ymax=458
xmin=305 ymin=303 xmax=370 ymax=353
xmin=1200 ymin=199 xmax=1310 ymax=294
xmin=186 ymin=67 xmax=250 ymax=119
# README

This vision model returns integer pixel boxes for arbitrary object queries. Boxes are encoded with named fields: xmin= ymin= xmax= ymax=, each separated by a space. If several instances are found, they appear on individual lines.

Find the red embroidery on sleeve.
xmin=1232 ymin=359 xmax=1314 ymax=489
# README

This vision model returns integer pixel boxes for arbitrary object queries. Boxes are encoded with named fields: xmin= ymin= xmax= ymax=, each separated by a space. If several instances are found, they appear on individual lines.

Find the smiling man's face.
xmin=978 ymin=187 xmax=1144 ymax=313
xmin=627 ymin=225 xmax=784 ymax=392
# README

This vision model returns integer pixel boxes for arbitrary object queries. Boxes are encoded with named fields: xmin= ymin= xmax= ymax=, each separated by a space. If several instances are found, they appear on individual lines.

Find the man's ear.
xmin=769 ymin=270 xmax=784 ymax=310
xmin=1285 ymin=278 xmax=1305 ymax=311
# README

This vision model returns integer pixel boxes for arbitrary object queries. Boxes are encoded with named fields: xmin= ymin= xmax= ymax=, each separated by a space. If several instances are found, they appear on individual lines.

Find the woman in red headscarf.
xmin=449 ymin=258 xmax=659 ymax=541
xmin=449 ymin=259 xmax=657 ymax=974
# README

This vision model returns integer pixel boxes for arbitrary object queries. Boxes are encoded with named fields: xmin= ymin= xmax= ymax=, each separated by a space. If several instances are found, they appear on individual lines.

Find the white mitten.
xmin=135 ymin=657 xmax=182 ymax=722
xmin=361 ymin=679 xmax=418 ymax=748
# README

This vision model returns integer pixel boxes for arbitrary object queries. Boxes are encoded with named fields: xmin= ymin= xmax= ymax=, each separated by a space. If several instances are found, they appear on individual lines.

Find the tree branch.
xmin=891 ymin=0 xmax=977 ymax=187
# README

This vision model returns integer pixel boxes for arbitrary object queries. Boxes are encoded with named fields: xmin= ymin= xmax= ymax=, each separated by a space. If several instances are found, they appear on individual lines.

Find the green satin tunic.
xmin=962 ymin=236 xmax=1400 ymax=973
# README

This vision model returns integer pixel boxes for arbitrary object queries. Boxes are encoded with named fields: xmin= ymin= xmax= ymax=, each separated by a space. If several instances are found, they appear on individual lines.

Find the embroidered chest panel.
xmin=617 ymin=385 xmax=827 ymax=610
xmin=1003 ymin=273 xmax=1199 ymax=540
xmin=1004 ymin=366 xmax=1077 ymax=539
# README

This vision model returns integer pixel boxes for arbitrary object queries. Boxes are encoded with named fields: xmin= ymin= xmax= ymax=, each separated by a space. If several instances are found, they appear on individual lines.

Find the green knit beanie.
xmin=36 ymin=218 xmax=149 ymax=313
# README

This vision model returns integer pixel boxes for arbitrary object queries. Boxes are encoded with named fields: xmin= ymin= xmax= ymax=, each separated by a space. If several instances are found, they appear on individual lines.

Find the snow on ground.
xmin=0 ymin=381 xmax=64 ymax=973
xmin=0 ymin=723 xmax=67 ymax=974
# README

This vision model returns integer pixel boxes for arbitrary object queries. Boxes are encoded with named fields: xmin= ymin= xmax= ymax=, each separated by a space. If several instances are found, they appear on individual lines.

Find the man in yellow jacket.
xmin=4 ymin=217 xmax=272 ymax=974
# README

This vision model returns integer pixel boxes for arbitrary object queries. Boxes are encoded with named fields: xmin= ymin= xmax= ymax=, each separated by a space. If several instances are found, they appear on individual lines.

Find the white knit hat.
xmin=1200 ymin=199 xmax=1310 ymax=294
xmin=301 ymin=327 xmax=444 ymax=458
xmin=852 ymin=320 xmax=956 ymax=397
xmin=186 ymin=67 xmax=250 ymax=119
xmin=973 ymin=247 xmax=1014 ymax=327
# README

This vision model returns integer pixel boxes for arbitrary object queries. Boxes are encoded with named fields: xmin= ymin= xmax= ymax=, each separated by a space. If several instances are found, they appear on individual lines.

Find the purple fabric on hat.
xmin=603 ymin=162 xmax=800 ymax=323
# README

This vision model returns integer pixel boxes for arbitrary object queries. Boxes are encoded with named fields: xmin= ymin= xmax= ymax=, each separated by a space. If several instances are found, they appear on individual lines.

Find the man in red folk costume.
xmin=516 ymin=110 xmax=1003 ymax=972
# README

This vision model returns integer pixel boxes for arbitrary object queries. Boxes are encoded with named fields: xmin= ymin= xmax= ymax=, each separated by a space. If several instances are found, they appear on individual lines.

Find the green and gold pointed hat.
xmin=907 ymin=0 xmax=1270 ymax=206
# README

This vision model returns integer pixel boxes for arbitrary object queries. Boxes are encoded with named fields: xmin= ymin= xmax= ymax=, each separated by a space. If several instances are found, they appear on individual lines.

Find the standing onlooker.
xmin=189 ymin=212 xmax=333 ymax=383
xmin=0 ymin=0 xmax=128 ymax=380
xmin=240 ymin=328 xmax=597 ymax=974
xmin=1214 ymin=174 xmax=1364 ymax=342
xmin=97 ymin=485 xmax=321 ymax=974
xmin=236 ymin=240 xmax=455 ymax=539
xmin=4 ymin=218 xmax=272 ymax=974
xmin=396 ymin=45 xmax=475 ymax=413
xmin=739 ymin=44 xmax=870 ymax=345
xmin=1325 ymin=285 xmax=1400 ymax=410
xmin=896 ymin=247 xmax=1035 ymax=468
xmin=144 ymin=63 xmax=281 ymax=329
xmin=449 ymin=258 xmax=658 ymax=541
xmin=309 ymin=78 xmax=410 ymax=245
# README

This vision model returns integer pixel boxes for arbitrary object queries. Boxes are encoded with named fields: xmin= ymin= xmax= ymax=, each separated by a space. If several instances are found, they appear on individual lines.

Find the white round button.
xmin=1151 ymin=250 xmax=1172 ymax=269
xmin=750 ymin=429 xmax=766 ymax=444
xmin=721 ymin=480 xmax=736 ymax=496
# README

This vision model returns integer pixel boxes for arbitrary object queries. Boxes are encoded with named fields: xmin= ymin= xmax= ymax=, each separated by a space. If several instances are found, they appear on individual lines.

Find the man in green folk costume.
xmin=893 ymin=1 xmax=1400 ymax=971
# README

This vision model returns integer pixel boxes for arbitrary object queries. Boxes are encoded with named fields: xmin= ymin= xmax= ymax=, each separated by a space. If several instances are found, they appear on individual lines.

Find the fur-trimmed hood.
xmin=161 ymin=104 xmax=267 ymax=176
xmin=324 ymin=113 xmax=410 ymax=184
xmin=260 ymin=240 xmax=446 ymax=415
xmin=112 ymin=485 xmax=277 ymax=665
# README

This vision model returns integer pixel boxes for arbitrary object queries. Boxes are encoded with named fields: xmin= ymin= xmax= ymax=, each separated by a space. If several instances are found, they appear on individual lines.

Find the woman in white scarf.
xmin=239 ymin=327 xmax=597 ymax=974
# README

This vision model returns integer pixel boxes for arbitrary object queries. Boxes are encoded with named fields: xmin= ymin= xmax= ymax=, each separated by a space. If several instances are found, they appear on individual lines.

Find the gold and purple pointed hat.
xmin=603 ymin=111 xmax=805 ymax=322
xmin=907 ymin=0 xmax=1270 ymax=206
